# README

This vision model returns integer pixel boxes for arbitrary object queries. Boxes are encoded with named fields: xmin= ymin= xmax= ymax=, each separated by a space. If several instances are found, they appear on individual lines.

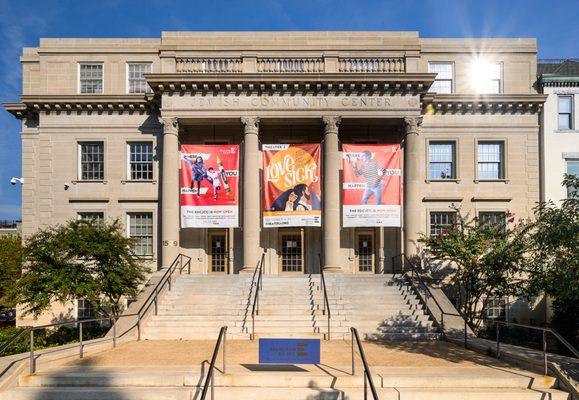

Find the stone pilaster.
xmin=160 ymin=116 xmax=180 ymax=267
xmin=322 ymin=116 xmax=342 ymax=272
xmin=403 ymin=116 xmax=423 ymax=256
xmin=241 ymin=116 xmax=261 ymax=272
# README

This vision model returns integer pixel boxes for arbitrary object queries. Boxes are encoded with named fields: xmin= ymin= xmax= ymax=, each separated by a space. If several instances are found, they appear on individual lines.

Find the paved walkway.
xmin=69 ymin=339 xmax=515 ymax=369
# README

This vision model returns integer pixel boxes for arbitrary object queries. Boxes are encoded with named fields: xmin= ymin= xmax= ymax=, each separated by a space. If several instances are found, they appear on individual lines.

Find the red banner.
xmin=262 ymin=144 xmax=322 ymax=227
xmin=342 ymin=144 xmax=401 ymax=227
xmin=180 ymin=144 xmax=239 ymax=227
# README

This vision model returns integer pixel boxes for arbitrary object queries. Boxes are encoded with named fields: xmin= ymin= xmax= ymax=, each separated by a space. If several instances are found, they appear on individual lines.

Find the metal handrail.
xmin=485 ymin=318 xmax=578 ymax=375
xmin=250 ymin=252 xmax=265 ymax=340
xmin=392 ymin=253 xmax=466 ymax=343
xmin=200 ymin=326 xmax=227 ymax=400
xmin=350 ymin=327 xmax=379 ymax=400
xmin=0 ymin=253 xmax=192 ymax=374
xmin=318 ymin=254 xmax=331 ymax=340
xmin=393 ymin=253 xmax=579 ymax=375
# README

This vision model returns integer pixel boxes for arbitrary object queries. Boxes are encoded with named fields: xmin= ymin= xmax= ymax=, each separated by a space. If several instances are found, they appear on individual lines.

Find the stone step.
xmin=0 ymin=387 xmax=192 ymax=400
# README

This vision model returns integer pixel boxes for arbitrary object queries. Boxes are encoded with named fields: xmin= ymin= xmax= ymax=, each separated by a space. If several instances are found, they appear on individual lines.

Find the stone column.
xmin=160 ymin=117 xmax=180 ymax=267
xmin=322 ymin=116 xmax=342 ymax=272
xmin=241 ymin=116 xmax=261 ymax=272
xmin=403 ymin=116 xmax=423 ymax=256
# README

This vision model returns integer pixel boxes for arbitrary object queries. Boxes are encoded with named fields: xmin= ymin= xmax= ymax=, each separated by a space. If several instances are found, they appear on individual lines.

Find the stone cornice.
xmin=146 ymin=73 xmax=436 ymax=95
xmin=4 ymin=94 xmax=158 ymax=119
xmin=422 ymin=93 xmax=547 ymax=114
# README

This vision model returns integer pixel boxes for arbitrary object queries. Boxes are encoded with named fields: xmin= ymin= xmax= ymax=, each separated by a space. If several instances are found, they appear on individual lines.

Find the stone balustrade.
xmin=339 ymin=57 xmax=406 ymax=73
xmin=257 ymin=58 xmax=325 ymax=73
xmin=176 ymin=58 xmax=243 ymax=73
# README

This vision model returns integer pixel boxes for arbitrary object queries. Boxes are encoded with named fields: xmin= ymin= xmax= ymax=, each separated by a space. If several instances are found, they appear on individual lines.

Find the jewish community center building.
xmin=4 ymin=31 xmax=544 ymax=290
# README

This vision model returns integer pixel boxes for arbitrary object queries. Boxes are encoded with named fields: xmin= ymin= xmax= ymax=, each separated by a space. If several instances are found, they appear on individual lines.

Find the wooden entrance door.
xmin=208 ymin=229 xmax=228 ymax=274
xmin=355 ymin=229 xmax=375 ymax=274
xmin=278 ymin=229 xmax=305 ymax=274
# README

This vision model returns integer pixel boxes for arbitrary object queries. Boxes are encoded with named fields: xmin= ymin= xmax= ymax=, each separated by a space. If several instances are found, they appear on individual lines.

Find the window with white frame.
xmin=127 ymin=63 xmax=152 ymax=94
xmin=128 ymin=213 xmax=153 ymax=257
xmin=77 ymin=212 xmax=104 ymax=223
xmin=429 ymin=212 xmax=456 ymax=236
xmin=558 ymin=95 xmax=573 ymax=130
xmin=567 ymin=160 xmax=579 ymax=198
xmin=485 ymin=298 xmax=506 ymax=319
xmin=128 ymin=142 xmax=153 ymax=180
xmin=477 ymin=142 xmax=504 ymax=180
xmin=79 ymin=142 xmax=104 ymax=181
xmin=428 ymin=62 xmax=454 ymax=94
xmin=485 ymin=63 xmax=502 ymax=94
xmin=429 ymin=141 xmax=456 ymax=179
xmin=479 ymin=211 xmax=506 ymax=229
xmin=79 ymin=63 xmax=103 ymax=94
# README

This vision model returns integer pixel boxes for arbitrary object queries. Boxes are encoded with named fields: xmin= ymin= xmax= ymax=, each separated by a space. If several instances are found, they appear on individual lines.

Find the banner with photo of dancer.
xmin=262 ymin=144 xmax=322 ymax=227
xmin=342 ymin=144 xmax=401 ymax=227
xmin=180 ymin=144 xmax=239 ymax=228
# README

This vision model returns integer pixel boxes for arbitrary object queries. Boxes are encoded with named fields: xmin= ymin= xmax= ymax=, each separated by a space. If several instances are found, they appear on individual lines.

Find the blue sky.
xmin=0 ymin=0 xmax=578 ymax=219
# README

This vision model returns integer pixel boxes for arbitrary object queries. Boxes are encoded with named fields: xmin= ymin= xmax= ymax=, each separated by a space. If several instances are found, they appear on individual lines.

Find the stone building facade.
xmin=4 ymin=32 xmax=546 ymax=325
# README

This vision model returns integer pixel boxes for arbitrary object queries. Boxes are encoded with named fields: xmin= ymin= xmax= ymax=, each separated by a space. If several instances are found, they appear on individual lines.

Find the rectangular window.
xmin=77 ymin=212 xmax=104 ymax=223
xmin=129 ymin=143 xmax=153 ymax=180
xmin=429 ymin=142 xmax=456 ymax=179
xmin=486 ymin=63 xmax=502 ymax=94
xmin=128 ymin=213 xmax=153 ymax=257
xmin=79 ymin=142 xmax=104 ymax=181
xmin=77 ymin=299 xmax=96 ymax=320
xmin=479 ymin=211 xmax=506 ymax=229
xmin=558 ymin=96 xmax=573 ymax=130
xmin=429 ymin=212 xmax=456 ymax=236
xmin=428 ymin=62 xmax=454 ymax=94
xmin=485 ymin=298 xmax=506 ymax=320
xmin=79 ymin=63 xmax=103 ymax=94
xmin=567 ymin=160 xmax=579 ymax=198
xmin=477 ymin=142 xmax=504 ymax=180
xmin=127 ymin=63 xmax=152 ymax=94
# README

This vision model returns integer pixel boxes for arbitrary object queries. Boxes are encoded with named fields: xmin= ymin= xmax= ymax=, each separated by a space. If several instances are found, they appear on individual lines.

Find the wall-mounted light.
xmin=9 ymin=177 xmax=24 ymax=185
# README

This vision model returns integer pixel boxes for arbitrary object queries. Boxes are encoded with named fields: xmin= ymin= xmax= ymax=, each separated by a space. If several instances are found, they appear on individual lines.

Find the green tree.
xmin=0 ymin=234 xmax=23 ymax=307
xmin=418 ymin=207 xmax=530 ymax=332
xmin=525 ymin=175 xmax=579 ymax=347
xmin=15 ymin=219 xmax=149 ymax=320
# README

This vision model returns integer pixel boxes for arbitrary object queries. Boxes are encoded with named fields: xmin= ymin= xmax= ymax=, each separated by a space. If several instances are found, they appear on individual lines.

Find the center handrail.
xmin=250 ymin=252 xmax=265 ymax=340
xmin=318 ymin=254 xmax=331 ymax=340
xmin=200 ymin=326 xmax=227 ymax=400
xmin=350 ymin=327 xmax=380 ymax=400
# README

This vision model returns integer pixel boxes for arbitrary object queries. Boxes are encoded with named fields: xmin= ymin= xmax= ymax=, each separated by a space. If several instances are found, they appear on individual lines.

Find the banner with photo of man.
xmin=342 ymin=144 xmax=401 ymax=227
xmin=180 ymin=144 xmax=240 ymax=228
xmin=262 ymin=144 xmax=322 ymax=227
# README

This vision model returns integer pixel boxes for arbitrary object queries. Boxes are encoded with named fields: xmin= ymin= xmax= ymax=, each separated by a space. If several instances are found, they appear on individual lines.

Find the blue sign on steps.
xmin=258 ymin=338 xmax=321 ymax=364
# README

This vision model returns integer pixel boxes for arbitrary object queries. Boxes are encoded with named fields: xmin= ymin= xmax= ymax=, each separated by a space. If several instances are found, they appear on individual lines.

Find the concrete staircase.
xmin=142 ymin=273 xmax=437 ymax=341
xmin=252 ymin=275 xmax=327 ymax=338
xmin=324 ymin=274 xmax=439 ymax=340
xmin=2 ymin=365 xmax=570 ymax=400
xmin=142 ymin=275 xmax=253 ymax=340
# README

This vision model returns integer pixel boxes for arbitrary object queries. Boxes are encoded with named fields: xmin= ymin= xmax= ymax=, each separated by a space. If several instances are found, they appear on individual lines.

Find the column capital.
xmin=403 ymin=116 xmax=423 ymax=135
xmin=159 ymin=117 xmax=179 ymax=136
xmin=322 ymin=116 xmax=341 ymax=135
xmin=241 ymin=116 xmax=260 ymax=135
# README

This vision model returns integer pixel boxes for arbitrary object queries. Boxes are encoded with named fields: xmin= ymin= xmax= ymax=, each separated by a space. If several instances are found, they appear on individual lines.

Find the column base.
xmin=240 ymin=266 xmax=257 ymax=274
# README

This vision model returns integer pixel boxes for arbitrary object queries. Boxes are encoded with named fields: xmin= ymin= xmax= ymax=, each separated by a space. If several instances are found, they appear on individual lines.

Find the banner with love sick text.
xmin=342 ymin=144 xmax=401 ymax=227
xmin=262 ymin=144 xmax=322 ymax=227
xmin=180 ymin=144 xmax=239 ymax=228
